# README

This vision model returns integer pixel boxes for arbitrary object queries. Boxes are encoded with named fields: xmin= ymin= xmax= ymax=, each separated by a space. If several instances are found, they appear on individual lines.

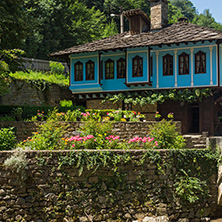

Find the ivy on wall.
xmin=103 ymin=88 xmax=213 ymax=106
xmin=36 ymin=148 xmax=219 ymax=205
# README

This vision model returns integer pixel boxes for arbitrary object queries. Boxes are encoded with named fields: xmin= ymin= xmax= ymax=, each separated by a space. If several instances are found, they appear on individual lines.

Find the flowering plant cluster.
xmin=167 ymin=112 xmax=174 ymax=119
xmin=155 ymin=111 xmax=161 ymax=119
xmin=66 ymin=133 xmax=121 ymax=150
xmin=37 ymin=110 xmax=45 ymax=121
xmin=67 ymin=134 xmax=95 ymax=149
xmin=34 ymin=108 xmax=147 ymax=122
xmin=20 ymin=117 xmax=185 ymax=151
xmin=127 ymin=136 xmax=158 ymax=149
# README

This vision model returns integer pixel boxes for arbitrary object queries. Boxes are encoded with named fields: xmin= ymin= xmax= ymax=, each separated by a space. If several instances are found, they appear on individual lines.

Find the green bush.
xmin=149 ymin=119 xmax=185 ymax=149
xmin=60 ymin=100 xmax=73 ymax=108
xmin=21 ymin=119 xmax=68 ymax=150
xmin=50 ymin=61 xmax=65 ymax=75
xmin=0 ymin=127 xmax=17 ymax=150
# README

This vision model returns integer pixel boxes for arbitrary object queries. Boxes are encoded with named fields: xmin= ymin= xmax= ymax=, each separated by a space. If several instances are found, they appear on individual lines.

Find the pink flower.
xmin=94 ymin=139 xmax=97 ymax=142
xmin=148 ymin=137 xmax=154 ymax=142
xmin=155 ymin=141 xmax=158 ymax=146
xmin=72 ymin=144 xmax=75 ymax=147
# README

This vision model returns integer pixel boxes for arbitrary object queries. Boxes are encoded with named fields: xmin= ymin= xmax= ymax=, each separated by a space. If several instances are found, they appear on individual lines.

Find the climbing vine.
xmin=103 ymin=88 xmax=213 ymax=106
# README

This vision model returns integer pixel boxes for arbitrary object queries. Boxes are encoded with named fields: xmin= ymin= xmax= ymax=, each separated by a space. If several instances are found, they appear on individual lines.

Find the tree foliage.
xmin=1 ymin=0 xmax=222 ymax=60
xmin=193 ymin=9 xmax=222 ymax=31
xmin=21 ymin=0 xmax=109 ymax=59
xmin=170 ymin=0 xmax=197 ymax=21
xmin=0 ymin=49 xmax=25 ymax=95
xmin=0 ymin=0 xmax=31 ymax=50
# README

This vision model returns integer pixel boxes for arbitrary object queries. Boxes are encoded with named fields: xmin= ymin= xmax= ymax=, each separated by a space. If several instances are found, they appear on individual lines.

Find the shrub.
xmin=149 ymin=119 xmax=185 ymax=149
xmin=4 ymin=148 xmax=28 ymax=180
xmin=12 ymin=107 xmax=23 ymax=120
xmin=50 ymin=61 xmax=64 ymax=75
xmin=66 ymin=120 xmax=120 ymax=149
xmin=0 ymin=127 xmax=17 ymax=150
xmin=60 ymin=100 xmax=73 ymax=108
xmin=21 ymin=119 xmax=68 ymax=150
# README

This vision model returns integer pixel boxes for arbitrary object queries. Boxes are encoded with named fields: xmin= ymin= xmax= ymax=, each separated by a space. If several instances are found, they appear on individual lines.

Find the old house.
xmin=51 ymin=0 xmax=222 ymax=136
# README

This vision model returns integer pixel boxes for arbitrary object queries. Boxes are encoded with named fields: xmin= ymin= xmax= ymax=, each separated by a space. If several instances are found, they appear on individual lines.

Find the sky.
xmin=191 ymin=0 xmax=222 ymax=24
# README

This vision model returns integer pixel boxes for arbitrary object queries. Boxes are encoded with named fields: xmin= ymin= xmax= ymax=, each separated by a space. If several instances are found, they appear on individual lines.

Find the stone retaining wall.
xmin=0 ymin=79 xmax=72 ymax=106
xmin=0 ymin=150 xmax=218 ymax=221
xmin=0 ymin=121 xmax=182 ymax=142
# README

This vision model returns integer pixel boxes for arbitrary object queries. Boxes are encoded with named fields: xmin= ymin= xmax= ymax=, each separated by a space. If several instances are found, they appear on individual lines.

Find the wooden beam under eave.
xmin=148 ymin=46 xmax=151 ymax=83
xmin=125 ymin=48 xmax=128 ymax=85
xmin=98 ymin=51 xmax=102 ymax=86
xmin=217 ymin=40 xmax=221 ymax=87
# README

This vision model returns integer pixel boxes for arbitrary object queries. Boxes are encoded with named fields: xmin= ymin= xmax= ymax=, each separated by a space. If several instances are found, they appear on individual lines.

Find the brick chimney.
xmin=150 ymin=0 xmax=168 ymax=30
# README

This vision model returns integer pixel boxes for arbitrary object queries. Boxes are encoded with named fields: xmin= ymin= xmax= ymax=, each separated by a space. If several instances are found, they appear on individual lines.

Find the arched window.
xmin=163 ymin=54 xmax=173 ymax=76
xmin=105 ymin=59 xmax=114 ymax=79
xmin=179 ymin=53 xmax=189 ymax=75
xmin=86 ymin=60 xmax=94 ymax=80
xmin=195 ymin=51 xmax=206 ymax=74
xmin=132 ymin=56 xmax=143 ymax=77
xmin=117 ymin=58 xmax=126 ymax=78
xmin=74 ymin=61 xmax=83 ymax=81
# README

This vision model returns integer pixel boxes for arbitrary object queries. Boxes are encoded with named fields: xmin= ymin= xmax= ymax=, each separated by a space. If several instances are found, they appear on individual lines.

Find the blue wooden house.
xmin=51 ymin=0 xmax=222 ymax=136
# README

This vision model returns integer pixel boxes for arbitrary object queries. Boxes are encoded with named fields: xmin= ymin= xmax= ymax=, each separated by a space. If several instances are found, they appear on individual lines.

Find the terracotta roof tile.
xmin=51 ymin=22 xmax=222 ymax=56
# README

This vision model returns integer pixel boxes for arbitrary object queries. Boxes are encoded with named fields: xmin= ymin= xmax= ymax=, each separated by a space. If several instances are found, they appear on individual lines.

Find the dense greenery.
xmin=149 ymin=119 xmax=185 ymax=149
xmin=19 ymin=109 xmax=184 ymax=151
xmin=0 ymin=49 xmax=25 ymax=96
xmin=1 ymin=0 xmax=222 ymax=59
xmin=0 ymin=127 xmax=17 ymax=151
xmin=104 ymin=88 xmax=213 ymax=106
xmin=9 ymin=70 xmax=69 ymax=87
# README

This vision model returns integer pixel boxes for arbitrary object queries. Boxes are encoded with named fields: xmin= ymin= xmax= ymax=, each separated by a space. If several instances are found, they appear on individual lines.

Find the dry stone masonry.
xmin=0 ymin=150 xmax=219 ymax=221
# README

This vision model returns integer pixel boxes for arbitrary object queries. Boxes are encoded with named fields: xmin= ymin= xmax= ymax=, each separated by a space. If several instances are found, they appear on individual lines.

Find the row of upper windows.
xmin=74 ymin=51 xmax=207 ymax=81
xmin=163 ymin=51 xmax=206 ymax=76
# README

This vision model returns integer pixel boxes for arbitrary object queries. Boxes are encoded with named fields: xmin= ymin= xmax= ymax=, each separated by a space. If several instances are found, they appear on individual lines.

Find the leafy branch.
xmin=103 ymin=88 xmax=213 ymax=106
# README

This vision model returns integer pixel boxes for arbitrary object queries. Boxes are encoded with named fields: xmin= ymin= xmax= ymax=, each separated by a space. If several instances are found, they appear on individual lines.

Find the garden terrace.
xmin=0 ymin=120 xmax=182 ymax=142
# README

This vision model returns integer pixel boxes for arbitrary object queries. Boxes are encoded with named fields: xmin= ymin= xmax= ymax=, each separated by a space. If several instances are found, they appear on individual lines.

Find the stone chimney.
xmin=150 ymin=0 xmax=168 ymax=30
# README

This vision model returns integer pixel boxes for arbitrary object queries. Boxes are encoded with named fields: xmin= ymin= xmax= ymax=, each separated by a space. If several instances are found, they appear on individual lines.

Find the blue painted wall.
xmin=70 ymin=41 xmax=219 ymax=93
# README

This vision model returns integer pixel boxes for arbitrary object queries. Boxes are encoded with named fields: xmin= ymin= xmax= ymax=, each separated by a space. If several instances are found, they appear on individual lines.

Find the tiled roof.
xmin=51 ymin=22 xmax=222 ymax=56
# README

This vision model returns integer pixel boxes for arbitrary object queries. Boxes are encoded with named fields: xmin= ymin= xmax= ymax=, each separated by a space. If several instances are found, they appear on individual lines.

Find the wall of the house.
xmin=158 ymin=97 xmax=217 ymax=135
xmin=70 ymin=41 xmax=219 ymax=94
xmin=70 ymin=52 xmax=101 ymax=92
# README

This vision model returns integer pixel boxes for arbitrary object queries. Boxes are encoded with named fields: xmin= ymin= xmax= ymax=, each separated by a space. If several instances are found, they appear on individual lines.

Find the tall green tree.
xmin=170 ymin=0 xmax=196 ymax=21
xmin=22 ymin=0 xmax=108 ymax=59
xmin=0 ymin=49 xmax=25 ymax=95
xmin=168 ymin=3 xmax=184 ymax=24
xmin=0 ymin=0 xmax=30 ymax=49
xmin=193 ymin=9 xmax=222 ymax=31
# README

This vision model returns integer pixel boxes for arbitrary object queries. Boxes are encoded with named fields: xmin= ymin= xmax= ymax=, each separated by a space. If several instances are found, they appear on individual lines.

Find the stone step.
xmin=193 ymin=144 xmax=207 ymax=149
xmin=183 ymin=134 xmax=207 ymax=149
